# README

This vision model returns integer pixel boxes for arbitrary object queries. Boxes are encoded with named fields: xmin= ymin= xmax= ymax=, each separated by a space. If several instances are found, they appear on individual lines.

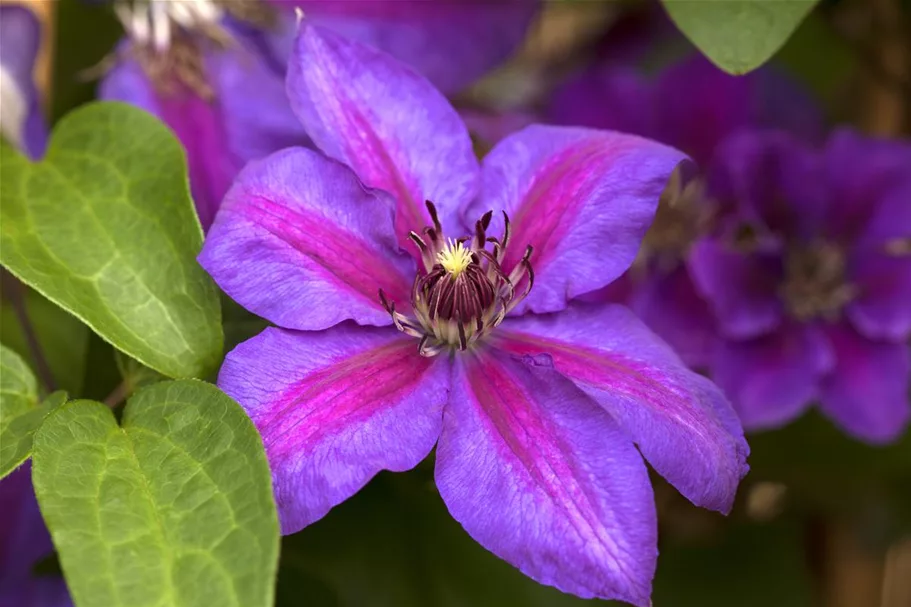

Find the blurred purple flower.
xmin=689 ymin=129 xmax=911 ymax=443
xmin=0 ymin=4 xmax=47 ymax=160
xmin=100 ymin=0 xmax=538 ymax=229
xmin=547 ymin=55 xmax=825 ymax=367
xmin=200 ymin=23 xmax=748 ymax=604
xmin=0 ymin=465 xmax=72 ymax=607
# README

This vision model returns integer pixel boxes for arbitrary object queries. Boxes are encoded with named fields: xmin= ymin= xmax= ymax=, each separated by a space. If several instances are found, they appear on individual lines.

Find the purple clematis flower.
xmin=547 ymin=55 xmax=824 ymax=367
xmin=0 ymin=4 xmax=47 ymax=160
xmin=100 ymin=0 xmax=306 ymax=229
xmin=200 ymin=23 xmax=748 ymax=604
xmin=100 ymin=0 xmax=538 ymax=229
xmin=689 ymin=129 xmax=911 ymax=443
xmin=0 ymin=465 xmax=72 ymax=607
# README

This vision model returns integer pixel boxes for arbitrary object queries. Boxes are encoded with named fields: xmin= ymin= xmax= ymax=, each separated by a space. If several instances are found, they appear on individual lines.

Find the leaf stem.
xmin=1 ymin=271 xmax=57 ymax=393
xmin=103 ymin=380 xmax=131 ymax=409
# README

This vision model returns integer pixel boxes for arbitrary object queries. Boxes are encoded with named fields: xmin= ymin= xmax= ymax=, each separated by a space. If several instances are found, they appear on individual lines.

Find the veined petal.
xmin=436 ymin=352 xmax=656 ymax=605
xmin=496 ymin=304 xmax=748 ymax=514
xmin=199 ymin=147 xmax=414 ymax=331
xmin=847 ymin=253 xmax=911 ymax=341
xmin=287 ymin=22 xmax=479 ymax=246
xmin=628 ymin=266 xmax=718 ymax=369
xmin=219 ymin=325 xmax=448 ymax=534
xmin=688 ymin=238 xmax=783 ymax=339
xmin=292 ymin=0 xmax=539 ymax=94
xmin=711 ymin=324 xmax=832 ymax=431
xmin=819 ymin=323 xmax=910 ymax=444
xmin=473 ymin=125 xmax=687 ymax=315
xmin=0 ymin=5 xmax=47 ymax=160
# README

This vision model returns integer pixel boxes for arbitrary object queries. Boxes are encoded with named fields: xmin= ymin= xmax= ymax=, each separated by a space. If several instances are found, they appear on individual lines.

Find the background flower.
xmin=689 ymin=128 xmax=911 ymax=443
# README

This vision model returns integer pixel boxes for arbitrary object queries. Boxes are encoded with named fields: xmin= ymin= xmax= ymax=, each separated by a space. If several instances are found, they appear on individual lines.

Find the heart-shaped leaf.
xmin=0 ymin=102 xmax=222 ymax=379
xmin=0 ymin=344 xmax=67 ymax=478
xmin=662 ymin=0 xmax=819 ymax=74
xmin=32 ymin=380 xmax=279 ymax=607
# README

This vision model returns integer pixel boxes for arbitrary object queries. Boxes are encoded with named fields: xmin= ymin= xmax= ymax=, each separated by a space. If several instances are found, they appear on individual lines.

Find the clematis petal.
xmin=436 ymin=352 xmax=656 ymax=605
xmin=287 ymin=22 xmax=479 ymax=246
xmin=473 ymin=125 xmax=687 ymax=315
xmin=289 ymin=0 xmax=539 ymax=94
xmin=496 ymin=303 xmax=748 ymax=514
xmin=707 ymin=130 xmax=824 ymax=239
xmin=219 ymin=324 xmax=448 ymax=534
xmin=199 ymin=147 xmax=414 ymax=331
xmin=547 ymin=67 xmax=657 ymax=141
xmin=0 ymin=464 xmax=72 ymax=607
xmin=101 ymin=27 xmax=307 ymax=230
xmin=627 ymin=266 xmax=718 ymax=369
xmin=688 ymin=238 xmax=783 ymax=339
xmin=819 ymin=323 xmax=910 ymax=444
xmin=0 ymin=5 xmax=47 ymax=160
xmin=711 ymin=324 xmax=832 ymax=431
xmin=847 ymin=253 xmax=911 ymax=341
xmin=212 ymin=33 xmax=311 ymax=173
xmin=822 ymin=129 xmax=911 ymax=245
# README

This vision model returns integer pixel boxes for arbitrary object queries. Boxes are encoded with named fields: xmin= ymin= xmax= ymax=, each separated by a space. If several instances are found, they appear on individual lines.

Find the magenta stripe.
xmin=498 ymin=331 xmax=708 ymax=430
xmin=465 ymin=352 xmax=613 ymax=550
xmin=505 ymin=137 xmax=637 ymax=272
xmin=257 ymin=338 xmax=431 ymax=462
xmin=240 ymin=195 xmax=413 ymax=307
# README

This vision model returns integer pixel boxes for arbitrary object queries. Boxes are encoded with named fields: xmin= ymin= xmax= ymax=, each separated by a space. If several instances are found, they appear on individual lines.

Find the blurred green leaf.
xmin=32 ymin=380 xmax=279 ymax=607
xmin=662 ymin=0 xmax=819 ymax=74
xmin=748 ymin=412 xmax=911 ymax=515
xmin=1 ymin=277 xmax=89 ymax=394
xmin=0 ymin=103 xmax=223 ymax=379
xmin=279 ymin=470 xmax=616 ymax=607
xmin=653 ymin=517 xmax=813 ymax=606
xmin=51 ymin=0 xmax=122 ymax=122
xmin=0 ymin=344 xmax=67 ymax=478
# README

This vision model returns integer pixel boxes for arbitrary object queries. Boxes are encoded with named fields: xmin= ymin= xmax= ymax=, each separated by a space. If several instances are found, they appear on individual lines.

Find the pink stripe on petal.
xmin=199 ymin=147 xmax=414 ymax=331
xmin=436 ymin=352 xmax=656 ymax=605
xmin=288 ymin=23 xmax=479 ymax=246
xmin=473 ymin=125 xmax=687 ymax=315
xmin=220 ymin=325 xmax=448 ymax=534
xmin=497 ymin=304 xmax=748 ymax=514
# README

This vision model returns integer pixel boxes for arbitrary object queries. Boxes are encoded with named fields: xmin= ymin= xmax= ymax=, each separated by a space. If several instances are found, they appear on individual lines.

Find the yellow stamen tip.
xmin=437 ymin=240 xmax=472 ymax=277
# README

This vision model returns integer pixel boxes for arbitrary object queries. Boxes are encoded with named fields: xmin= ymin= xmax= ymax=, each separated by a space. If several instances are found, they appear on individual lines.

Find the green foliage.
xmin=0 ymin=102 xmax=223 ymax=380
xmin=0 ymin=344 xmax=67 ymax=478
xmin=31 ymin=380 xmax=279 ymax=607
xmin=1 ymin=280 xmax=89 ymax=394
xmin=662 ymin=0 xmax=819 ymax=74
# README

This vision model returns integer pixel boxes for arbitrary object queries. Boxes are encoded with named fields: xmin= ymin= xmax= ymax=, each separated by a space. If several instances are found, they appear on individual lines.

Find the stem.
xmin=1 ymin=272 xmax=57 ymax=393
xmin=103 ymin=380 xmax=131 ymax=409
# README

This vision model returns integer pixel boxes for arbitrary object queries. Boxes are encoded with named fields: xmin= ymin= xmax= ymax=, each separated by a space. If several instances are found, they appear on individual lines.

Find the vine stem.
xmin=103 ymin=380 xmax=131 ymax=409
xmin=1 ymin=272 xmax=57 ymax=394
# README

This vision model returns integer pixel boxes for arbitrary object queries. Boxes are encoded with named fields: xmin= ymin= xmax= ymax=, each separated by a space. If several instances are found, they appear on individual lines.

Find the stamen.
xmin=381 ymin=206 xmax=534 ymax=356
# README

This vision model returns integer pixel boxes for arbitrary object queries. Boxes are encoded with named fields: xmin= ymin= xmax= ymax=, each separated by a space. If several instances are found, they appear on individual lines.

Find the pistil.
xmin=381 ymin=201 xmax=534 ymax=356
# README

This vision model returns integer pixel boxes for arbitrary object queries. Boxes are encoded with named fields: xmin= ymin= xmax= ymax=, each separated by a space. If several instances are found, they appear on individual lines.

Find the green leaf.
xmin=32 ymin=380 xmax=279 ymax=607
xmin=0 ymin=344 xmax=67 ymax=478
xmin=662 ymin=0 xmax=819 ymax=74
xmin=1 ymin=278 xmax=89 ymax=394
xmin=279 ymin=471 xmax=601 ymax=607
xmin=0 ymin=102 xmax=223 ymax=379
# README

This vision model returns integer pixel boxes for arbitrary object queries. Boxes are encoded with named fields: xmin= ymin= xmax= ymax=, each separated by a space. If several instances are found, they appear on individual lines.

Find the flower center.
xmin=780 ymin=241 xmax=856 ymax=321
xmin=115 ymin=0 xmax=275 ymax=100
xmin=380 ymin=201 xmax=534 ymax=357
xmin=634 ymin=170 xmax=712 ymax=275
xmin=437 ymin=240 xmax=473 ymax=278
